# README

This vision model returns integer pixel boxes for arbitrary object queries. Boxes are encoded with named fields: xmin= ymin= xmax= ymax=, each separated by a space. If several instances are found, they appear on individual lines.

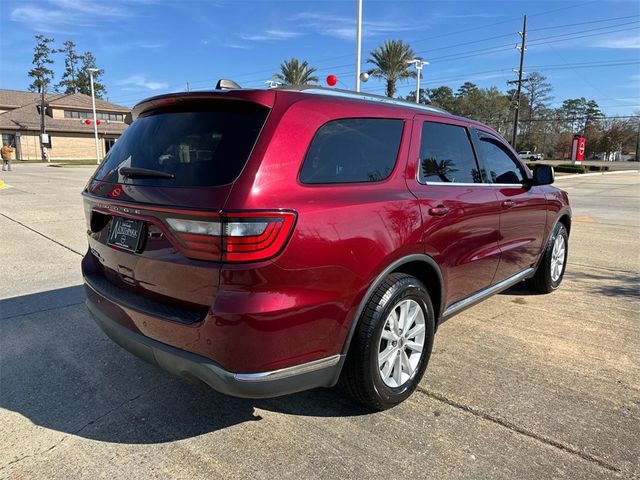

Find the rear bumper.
xmin=86 ymin=298 xmax=343 ymax=399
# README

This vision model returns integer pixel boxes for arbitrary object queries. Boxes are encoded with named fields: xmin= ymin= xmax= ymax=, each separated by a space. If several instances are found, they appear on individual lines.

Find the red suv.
xmin=82 ymin=85 xmax=570 ymax=410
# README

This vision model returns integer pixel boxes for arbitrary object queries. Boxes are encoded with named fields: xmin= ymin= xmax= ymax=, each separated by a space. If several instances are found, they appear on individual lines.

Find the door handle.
xmin=501 ymin=200 xmax=516 ymax=209
xmin=428 ymin=205 xmax=450 ymax=217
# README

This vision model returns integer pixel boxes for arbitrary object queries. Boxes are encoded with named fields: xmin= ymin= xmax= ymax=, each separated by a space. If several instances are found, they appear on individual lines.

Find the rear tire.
xmin=340 ymin=273 xmax=435 ymax=410
xmin=528 ymin=222 xmax=568 ymax=293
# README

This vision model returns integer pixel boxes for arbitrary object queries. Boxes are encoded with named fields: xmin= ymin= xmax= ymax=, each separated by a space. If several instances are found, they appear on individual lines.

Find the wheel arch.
xmin=339 ymin=254 xmax=444 ymax=359
xmin=392 ymin=260 xmax=443 ymax=323
xmin=558 ymin=212 xmax=571 ymax=235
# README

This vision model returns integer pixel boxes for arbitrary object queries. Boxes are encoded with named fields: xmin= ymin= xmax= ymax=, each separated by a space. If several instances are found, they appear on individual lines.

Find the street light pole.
xmin=355 ymin=0 xmax=363 ymax=92
xmin=87 ymin=68 xmax=100 ymax=165
xmin=407 ymin=59 xmax=429 ymax=104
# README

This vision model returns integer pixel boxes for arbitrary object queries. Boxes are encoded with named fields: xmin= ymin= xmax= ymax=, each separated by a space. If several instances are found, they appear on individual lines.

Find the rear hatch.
xmin=82 ymin=92 xmax=273 ymax=323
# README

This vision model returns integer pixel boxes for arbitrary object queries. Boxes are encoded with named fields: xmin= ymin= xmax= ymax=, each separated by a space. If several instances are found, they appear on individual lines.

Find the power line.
xmin=546 ymin=45 xmax=618 ymax=104
xmin=422 ymin=43 xmax=515 ymax=63
xmin=411 ymin=18 xmax=631 ymax=61
xmin=359 ymin=59 xmax=640 ymax=97
xmin=297 ymin=17 xmax=640 ymax=73
xmin=105 ymin=13 xmax=633 ymax=102
xmin=527 ymin=14 xmax=640 ymax=32
xmin=528 ymin=25 xmax=640 ymax=47
xmin=412 ymin=33 xmax=516 ymax=55
xmin=105 ymin=13 xmax=640 ymax=104
xmin=419 ymin=22 xmax=640 ymax=64
xmin=404 ymin=24 xmax=639 ymax=69
xmin=528 ymin=20 xmax=640 ymax=43
xmin=357 ymin=61 xmax=639 ymax=99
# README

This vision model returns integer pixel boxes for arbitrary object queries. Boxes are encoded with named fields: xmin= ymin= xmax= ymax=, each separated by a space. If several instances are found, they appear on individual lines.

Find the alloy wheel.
xmin=377 ymin=299 xmax=426 ymax=388
xmin=550 ymin=234 xmax=566 ymax=282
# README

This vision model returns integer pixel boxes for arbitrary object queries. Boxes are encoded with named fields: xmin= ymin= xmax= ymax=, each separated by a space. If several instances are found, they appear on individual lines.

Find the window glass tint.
xmin=418 ymin=122 xmax=480 ymax=184
xmin=300 ymin=118 xmax=403 ymax=184
xmin=94 ymin=103 xmax=269 ymax=187
xmin=477 ymin=136 xmax=524 ymax=184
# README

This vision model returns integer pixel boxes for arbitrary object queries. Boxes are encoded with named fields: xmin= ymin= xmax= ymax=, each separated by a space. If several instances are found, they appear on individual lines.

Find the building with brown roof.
xmin=0 ymin=89 xmax=130 ymax=161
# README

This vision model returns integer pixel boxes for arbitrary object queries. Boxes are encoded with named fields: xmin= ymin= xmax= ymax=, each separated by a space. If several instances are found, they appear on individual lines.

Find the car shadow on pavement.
xmin=500 ymin=268 xmax=640 ymax=299
xmin=0 ymin=286 xmax=370 ymax=446
xmin=499 ymin=283 xmax=541 ymax=296
xmin=565 ymin=270 xmax=640 ymax=298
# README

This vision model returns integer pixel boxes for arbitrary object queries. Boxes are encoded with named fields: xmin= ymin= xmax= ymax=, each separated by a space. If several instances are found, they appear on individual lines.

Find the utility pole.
xmin=355 ymin=0 xmax=363 ymax=92
xmin=509 ymin=15 xmax=527 ymax=149
xmin=635 ymin=118 xmax=640 ymax=162
xmin=39 ymin=85 xmax=47 ymax=163
xmin=407 ymin=59 xmax=429 ymax=104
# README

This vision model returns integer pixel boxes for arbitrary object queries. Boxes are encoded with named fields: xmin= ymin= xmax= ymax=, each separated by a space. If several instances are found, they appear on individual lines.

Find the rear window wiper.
xmin=119 ymin=167 xmax=175 ymax=179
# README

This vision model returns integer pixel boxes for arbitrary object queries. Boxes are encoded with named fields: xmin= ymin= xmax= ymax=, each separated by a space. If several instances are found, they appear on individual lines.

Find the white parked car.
xmin=518 ymin=151 xmax=543 ymax=161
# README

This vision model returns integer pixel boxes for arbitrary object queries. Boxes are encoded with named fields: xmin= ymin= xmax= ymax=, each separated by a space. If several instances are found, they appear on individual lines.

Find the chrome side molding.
xmin=442 ymin=267 xmax=535 ymax=320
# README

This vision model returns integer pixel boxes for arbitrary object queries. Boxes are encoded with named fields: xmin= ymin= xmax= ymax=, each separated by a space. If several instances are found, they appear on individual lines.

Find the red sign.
xmin=571 ymin=135 xmax=586 ymax=162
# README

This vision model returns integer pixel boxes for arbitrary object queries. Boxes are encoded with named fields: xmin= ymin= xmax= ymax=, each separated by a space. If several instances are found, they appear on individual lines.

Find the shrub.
xmin=556 ymin=164 xmax=588 ymax=174
xmin=587 ymin=165 xmax=610 ymax=172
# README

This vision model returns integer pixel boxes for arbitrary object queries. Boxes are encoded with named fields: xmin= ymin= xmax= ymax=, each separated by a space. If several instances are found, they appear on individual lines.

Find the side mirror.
xmin=531 ymin=164 xmax=554 ymax=186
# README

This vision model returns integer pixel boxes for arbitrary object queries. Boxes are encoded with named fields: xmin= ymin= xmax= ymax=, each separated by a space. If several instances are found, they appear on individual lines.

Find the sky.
xmin=1 ymin=0 xmax=639 ymax=115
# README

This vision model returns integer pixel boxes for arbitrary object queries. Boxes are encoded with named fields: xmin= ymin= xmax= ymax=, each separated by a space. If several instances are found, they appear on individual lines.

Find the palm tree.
xmin=274 ymin=58 xmax=318 ymax=85
xmin=367 ymin=40 xmax=417 ymax=98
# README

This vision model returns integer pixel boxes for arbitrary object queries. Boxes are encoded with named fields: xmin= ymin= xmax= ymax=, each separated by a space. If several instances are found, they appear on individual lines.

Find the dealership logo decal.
xmin=108 ymin=185 xmax=123 ymax=198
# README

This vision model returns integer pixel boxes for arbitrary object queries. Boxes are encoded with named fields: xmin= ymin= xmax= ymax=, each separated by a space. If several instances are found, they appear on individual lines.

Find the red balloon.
xmin=84 ymin=119 xmax=91 ymax=125
xmin=326 ymin=74 xmax=337 ymax=87
xmin=96 ymin=119 xmax=102 ymax=125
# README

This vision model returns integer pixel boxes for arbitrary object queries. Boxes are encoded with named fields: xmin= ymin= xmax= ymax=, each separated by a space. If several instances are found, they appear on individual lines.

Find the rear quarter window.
xmin=94 ymin=102 xmax=269 ymax=187
xmin=299 ymin=118 xmax=404 ymax=184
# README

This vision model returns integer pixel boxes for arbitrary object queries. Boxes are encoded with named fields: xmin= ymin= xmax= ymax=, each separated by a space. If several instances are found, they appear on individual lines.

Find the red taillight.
xmin=223 ymin=211 xmax=296 ymax=262
xmin=165 ymin=216 xmax=223 ymax=261
xmin=165 ymin=211 xmax=296 ymax=263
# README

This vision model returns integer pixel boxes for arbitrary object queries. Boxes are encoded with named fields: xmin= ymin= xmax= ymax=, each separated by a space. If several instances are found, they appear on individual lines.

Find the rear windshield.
xmin=94 ymin=102 xmax=269 ymax=187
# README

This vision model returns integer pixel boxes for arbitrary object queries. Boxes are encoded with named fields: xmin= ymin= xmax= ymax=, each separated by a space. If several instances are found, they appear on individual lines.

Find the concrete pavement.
xmin=1 ymin=164 xmax=638 ymax=479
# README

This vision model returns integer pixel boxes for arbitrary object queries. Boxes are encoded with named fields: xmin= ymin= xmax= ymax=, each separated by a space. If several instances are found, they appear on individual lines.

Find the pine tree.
xmin=28 ymin=35 xmax=58 ymax=93
xmin=75 ymin=52 xmax=107 ymax=98
xmin=56 ymin=40 xmax=81 ymax=94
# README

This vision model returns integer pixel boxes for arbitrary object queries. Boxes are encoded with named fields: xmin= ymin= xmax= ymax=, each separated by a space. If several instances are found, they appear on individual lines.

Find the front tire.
xmin=340 ymin=273 xmax=435 ymax=410
xmin=528 ymin=222 xmax=568 ymax=293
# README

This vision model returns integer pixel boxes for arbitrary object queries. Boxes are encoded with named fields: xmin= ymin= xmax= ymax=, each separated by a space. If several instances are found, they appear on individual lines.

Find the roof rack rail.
xmin=276 ymin=85 xmax=449 ymax=115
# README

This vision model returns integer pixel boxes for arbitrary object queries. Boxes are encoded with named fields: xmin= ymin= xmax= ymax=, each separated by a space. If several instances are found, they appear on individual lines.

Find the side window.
xmin=477 ymin=135 xmax=524 ymax=184
xmin=418 ymin=122 xmax=481 ymax=184
xmin=299 ymin=118 xmax=403 ymax=184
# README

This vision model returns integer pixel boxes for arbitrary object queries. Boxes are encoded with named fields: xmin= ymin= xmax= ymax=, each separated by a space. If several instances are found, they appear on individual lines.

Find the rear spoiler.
xmin=131 ymin=89 xmax=276 ymax=120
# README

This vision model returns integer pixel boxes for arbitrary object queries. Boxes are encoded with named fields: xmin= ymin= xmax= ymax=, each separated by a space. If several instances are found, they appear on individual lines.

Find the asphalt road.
xmin=1 ymin=165 xmax=638 ymax=479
